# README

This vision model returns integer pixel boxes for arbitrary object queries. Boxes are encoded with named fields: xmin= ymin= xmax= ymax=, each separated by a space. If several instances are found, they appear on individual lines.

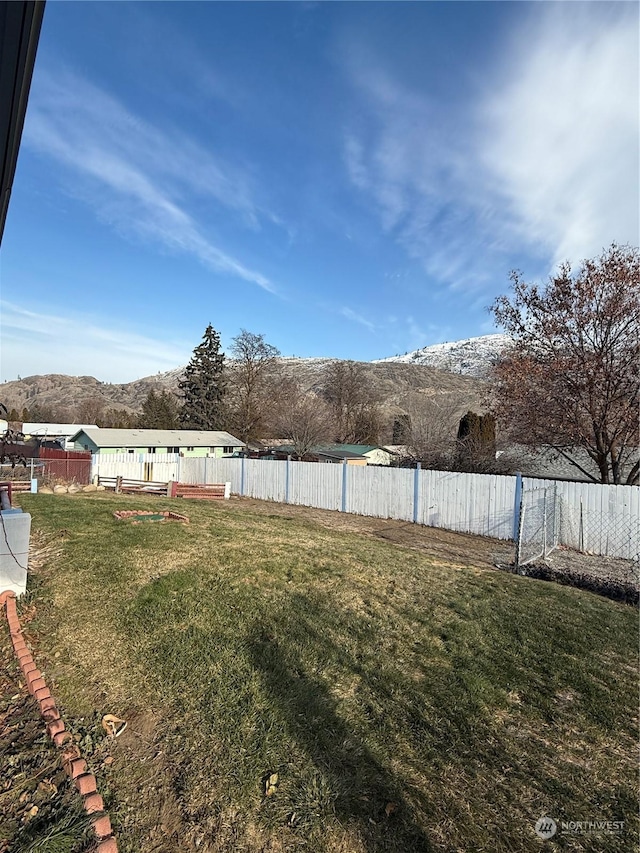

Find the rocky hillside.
xmin=0 ymin=373 xmax=179 ymax=418
xmin=374 ymin=333 xmax=511 ymax=377
xmin=276 ymin=358 xmax=483 ymax=409
xmin=0 ymin=358 xmax=486 ymax=438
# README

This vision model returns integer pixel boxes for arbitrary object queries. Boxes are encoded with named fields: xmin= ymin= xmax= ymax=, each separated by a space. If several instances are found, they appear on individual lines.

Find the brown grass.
xmin=13 ymin=491 xmax=640 ymax=853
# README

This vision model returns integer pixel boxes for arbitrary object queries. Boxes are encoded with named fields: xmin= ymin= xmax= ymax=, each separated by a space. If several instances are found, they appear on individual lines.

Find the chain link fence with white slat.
xmin=512 ymin=484 xmax=639 ymax=576
xmin=558 ymin=501 xmax=640 ymax=563
xmin=515 ymin=485 xmax=560 ymax=572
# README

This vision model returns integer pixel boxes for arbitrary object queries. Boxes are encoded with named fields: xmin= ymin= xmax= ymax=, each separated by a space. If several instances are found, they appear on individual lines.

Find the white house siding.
xmin=363 ymin=448 xmax=394 ymax=465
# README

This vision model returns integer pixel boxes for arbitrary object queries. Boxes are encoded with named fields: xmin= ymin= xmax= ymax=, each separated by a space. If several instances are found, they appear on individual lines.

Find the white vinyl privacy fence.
xmin=92 ymin=454 xmax=639 ymax=560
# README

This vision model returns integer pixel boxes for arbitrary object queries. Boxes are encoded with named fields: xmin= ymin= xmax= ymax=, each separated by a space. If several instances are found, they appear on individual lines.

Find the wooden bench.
xmin=168 ymin=482 xmax=230 ymax=501
xmin=99 ymin=476 xmax=171 ymax=496
xmin=0 ymin=481 xmax=31 ymax=496
xmin=97 ymin=478 xmax=231 ymax=500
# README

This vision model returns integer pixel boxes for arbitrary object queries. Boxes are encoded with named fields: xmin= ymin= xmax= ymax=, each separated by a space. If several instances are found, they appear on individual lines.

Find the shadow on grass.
xmin=248 ymin=597 xmax=434 ymax=853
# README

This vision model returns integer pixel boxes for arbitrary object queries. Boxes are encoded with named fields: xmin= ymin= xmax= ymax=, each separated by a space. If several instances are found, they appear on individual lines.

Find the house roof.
xmin=0 ymin=2 xmax=45 ymax=245
xmin=70 ymin=428 xmax=245 ymax=448
xmin=267 ymin=445 xmax=376 ymax=461
xmin=497 ymin=444 xmax=639 ymax=483
xmin=322 ymin=444 xmax=395 ymax=456
xmin=23 ymin=423 xmax=98 ymax=437
xmin=316 ymin=448 xmax=370 ymax=460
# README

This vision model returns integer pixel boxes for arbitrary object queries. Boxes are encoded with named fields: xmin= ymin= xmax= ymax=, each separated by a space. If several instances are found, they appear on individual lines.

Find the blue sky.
xmin=1 ymin=1 xmax=637 ymax=382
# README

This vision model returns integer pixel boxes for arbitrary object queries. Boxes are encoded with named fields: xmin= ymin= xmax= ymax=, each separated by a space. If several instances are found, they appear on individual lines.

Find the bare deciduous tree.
xmin=273 ymin=379 xmax=332 ymax=459
xmin=226 ymin=330 xmax=280 ymax=443
xmin=321 ymin=361 xmax=382 ymax=444
xmin=100 ymin=408 xmax=137 ymax=429
xmin=489 ymin=243 xmax=640 ymax=484
xmin=400 ymin=395 xmax=462 ymax=468
xmin=76 ymin=396 xmax=106 ymax=426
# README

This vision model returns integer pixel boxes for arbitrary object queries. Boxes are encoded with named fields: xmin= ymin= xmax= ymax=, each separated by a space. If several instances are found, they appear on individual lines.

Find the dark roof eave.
xmin=0 ymin=1 xmax=46 ymax=245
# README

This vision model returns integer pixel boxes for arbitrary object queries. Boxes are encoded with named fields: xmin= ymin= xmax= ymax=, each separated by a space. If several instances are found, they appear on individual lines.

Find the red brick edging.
xmin=1 ymin=590 xmax=118 ymax=852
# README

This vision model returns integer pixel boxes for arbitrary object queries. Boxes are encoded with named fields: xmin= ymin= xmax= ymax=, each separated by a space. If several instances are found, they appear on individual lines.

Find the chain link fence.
xmin=514 ymin=485 xmax=560 ymax=572
xmin=558 ymin=500 xmax=640 ymax=563
xmin=509 ymin=484 xmax=640 ymax=578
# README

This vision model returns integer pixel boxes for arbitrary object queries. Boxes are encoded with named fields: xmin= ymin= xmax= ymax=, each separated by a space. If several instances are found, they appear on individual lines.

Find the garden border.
xmin=0 ymin=590 xmax=118 ymax=853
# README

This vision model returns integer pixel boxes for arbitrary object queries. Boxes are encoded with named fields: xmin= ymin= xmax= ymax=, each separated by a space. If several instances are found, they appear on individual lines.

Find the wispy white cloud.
xmin=0 ymin=301 xmax=191 ymax=383
xmin=342 ymin=57 xmax=498 ymax=291
xmin=340 ymin=306 xmax=376 ymax=332
xmin=25 ymin=69 xmax=277 ymax=293
xmin=343 ymin=4 xmax=638 ymax=289
xmin=479 ymin=3 xmax=638 ymax=267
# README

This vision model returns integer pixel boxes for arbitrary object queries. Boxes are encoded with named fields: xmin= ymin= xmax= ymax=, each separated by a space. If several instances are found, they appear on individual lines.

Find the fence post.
xmin=512 ymin=472 xmax=523 ymax=540
xmin=240 ymin=455 xmax=246 ymax=497
xmin=341 ymin=459 xmax=347 ymax=512
xmin=285 ymin=455 xmax=290 ymax=504
xmin=177 ymin=454 xmax=182 ymax=484
xmin=514 ymin=499 xmax=525 ymax=574
xmin=204 ymin=455 xmax=208 ymax=484
xmin=413 ymin=462 xmax=421 ymax=524
xmin=542 ymin=488 xmax=547 ymax=557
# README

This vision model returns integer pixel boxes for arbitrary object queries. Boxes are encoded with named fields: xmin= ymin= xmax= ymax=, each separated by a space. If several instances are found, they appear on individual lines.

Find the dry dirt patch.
xmin=230 ymin=497 xmax=498 ymax=569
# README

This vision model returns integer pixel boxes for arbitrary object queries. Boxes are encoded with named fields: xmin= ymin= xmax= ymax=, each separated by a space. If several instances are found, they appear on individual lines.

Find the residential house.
xmin=22 ymin=423 xmax=99 ymax=450
xmin=70 ymin=428 xmax=244 ymax=457
xmin=324 ymin=444 xmax=396 ymax=465
xmin=262 ymin=443 xmax=396 ymax=465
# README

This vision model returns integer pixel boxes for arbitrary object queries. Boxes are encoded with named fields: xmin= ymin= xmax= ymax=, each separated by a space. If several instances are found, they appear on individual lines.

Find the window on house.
xmin=168 ymin=446 xmax=179 ymax=453
xmin=147 ymin=447 xmax=156 ymax=453
xmin=127 ymin=449 xmax=135 ymax=454
xmin=223 ymin=446 xmax=233 ymax=454
xmin=186 ymin=446 xmax=194 ymax=452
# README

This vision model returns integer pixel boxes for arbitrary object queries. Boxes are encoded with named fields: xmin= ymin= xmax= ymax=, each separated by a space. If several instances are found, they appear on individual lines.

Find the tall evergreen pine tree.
xmin=138 ymin=389 xmax=181 ymax=429
xmin=179 ymin=324 xmax=226 ymax=429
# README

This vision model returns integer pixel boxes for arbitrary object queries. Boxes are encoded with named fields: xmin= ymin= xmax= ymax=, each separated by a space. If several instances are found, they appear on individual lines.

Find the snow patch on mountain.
xmin=154 ymin=337 xmax=509 ymax=385
xmin=374 ymin=334 xmax=512 ymax=378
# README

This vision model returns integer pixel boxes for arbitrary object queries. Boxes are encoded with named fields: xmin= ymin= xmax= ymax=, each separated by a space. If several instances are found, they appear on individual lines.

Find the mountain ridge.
xmin=373 ymin=333 xmax=511 ymax=377
xmin=1 ymin=334 xmax=505 ymax=438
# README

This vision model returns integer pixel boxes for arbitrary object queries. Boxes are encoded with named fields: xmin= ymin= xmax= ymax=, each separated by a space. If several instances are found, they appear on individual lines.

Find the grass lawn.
xmin=12 ymin=492 xmax=639 ymax=853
